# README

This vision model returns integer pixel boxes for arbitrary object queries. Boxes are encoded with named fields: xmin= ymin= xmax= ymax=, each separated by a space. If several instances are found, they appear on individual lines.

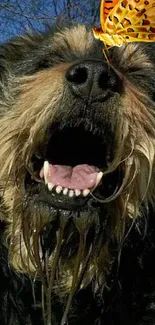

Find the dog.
xmin=0 ymin=21 xmax=155 ymax=325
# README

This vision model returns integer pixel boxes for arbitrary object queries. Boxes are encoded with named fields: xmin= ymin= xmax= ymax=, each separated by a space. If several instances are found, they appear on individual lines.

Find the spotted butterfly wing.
xmin=93 ymin=0 xmax=155 ymax=47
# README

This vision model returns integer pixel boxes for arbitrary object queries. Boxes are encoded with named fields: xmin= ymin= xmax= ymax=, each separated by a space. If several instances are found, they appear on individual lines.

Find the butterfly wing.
xmin=104 ymin=0 xmax=155 ymax=42
xmin=93 ymin=0 xmax=119 ymax=39
xmin=119 ymin=26 xmax=155 ymax=42
xmin=101 ymin=0 xmax=119 ymax=25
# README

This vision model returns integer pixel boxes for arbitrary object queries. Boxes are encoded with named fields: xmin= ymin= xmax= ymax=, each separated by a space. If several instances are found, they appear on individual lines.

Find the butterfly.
xmin=93 ymin=0 xmax=155 ymax=47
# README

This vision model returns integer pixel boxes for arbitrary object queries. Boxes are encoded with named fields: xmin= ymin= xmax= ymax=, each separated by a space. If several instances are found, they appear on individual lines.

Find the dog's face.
xmin=0 ymin=23 xmax=155 ymax=304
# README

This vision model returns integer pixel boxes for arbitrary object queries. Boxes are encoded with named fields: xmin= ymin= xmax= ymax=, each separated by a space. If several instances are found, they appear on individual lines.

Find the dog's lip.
xmin=34 ymin=191 xmax=90 ymax=211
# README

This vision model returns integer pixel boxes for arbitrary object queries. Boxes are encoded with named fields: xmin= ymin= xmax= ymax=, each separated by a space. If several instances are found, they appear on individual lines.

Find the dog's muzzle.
xmin=26 ymin=59 xmax=123 ymax=212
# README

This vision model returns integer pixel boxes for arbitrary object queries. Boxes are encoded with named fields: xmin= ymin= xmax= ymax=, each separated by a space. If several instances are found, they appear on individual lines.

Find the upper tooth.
xmin=56 ymin=186 xmax=62 ymax=194
xmin=48 ymin=183 xmax=54 ymax=191
xmin=69 ymin=190 xmax=74 ymax=197
xmin=44 ymin=161 xmax=49 ymax=184
xmin=95 ymin=171 xmax=103 ymax=188
xmin=75 ymin=189 xmax=81 ymax=196
xmin=83 ymin=189 xmax=90 ymax=197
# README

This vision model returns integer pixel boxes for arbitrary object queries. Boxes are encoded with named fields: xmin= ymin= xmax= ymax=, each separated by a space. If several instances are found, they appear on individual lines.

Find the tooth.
xmin=48 ymin=183 xmax=54 ymax=191
xmin=44 ymin=161 xmax=49 ymax=184
xmin=63 ymin=188 xmax=68 ymax=195
xmin=95 ymin=171 xmax=103 ymax=188
xmin=83 ymin=189 xmax=90 ymax=197
xmin=56 ymin=186 xmax=62 ymax=194
xmin=69 ymin=190 xmax=74 ymax=197
xmin=40 ymin=169 xmax=44 ymax=179
xmin=75 ymin=189 xmax=81 ymax=196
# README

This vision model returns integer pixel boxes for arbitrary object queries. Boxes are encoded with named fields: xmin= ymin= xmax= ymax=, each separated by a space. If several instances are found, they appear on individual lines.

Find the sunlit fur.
xmin=0 ymin=24 xmax=155 ymax=324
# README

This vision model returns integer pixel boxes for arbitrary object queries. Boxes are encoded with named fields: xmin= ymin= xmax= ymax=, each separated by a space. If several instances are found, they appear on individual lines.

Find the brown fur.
xmin=0 ymin=24 xmax=155 ymax=323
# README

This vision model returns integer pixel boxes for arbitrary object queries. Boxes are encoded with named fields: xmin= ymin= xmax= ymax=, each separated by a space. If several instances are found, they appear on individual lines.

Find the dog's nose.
xmin=66 ymin=60 xmax=121 ymax=99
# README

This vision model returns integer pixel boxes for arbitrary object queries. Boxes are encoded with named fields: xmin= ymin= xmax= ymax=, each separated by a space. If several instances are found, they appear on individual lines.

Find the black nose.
xmin=66 ymin=60 xmax=121 ymax=100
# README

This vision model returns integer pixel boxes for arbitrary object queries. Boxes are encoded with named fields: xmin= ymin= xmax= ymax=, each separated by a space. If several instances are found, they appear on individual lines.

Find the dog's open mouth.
xmin=40 ymin=163 xmax=103 ymax=196
xmin=28 ymin=126 xmax=122 ymax=210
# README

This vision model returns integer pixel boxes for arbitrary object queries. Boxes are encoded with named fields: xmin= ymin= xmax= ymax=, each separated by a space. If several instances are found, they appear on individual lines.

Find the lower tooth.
xmin=83 ymin=189 xmax=90 ymax=197
xmin=69 ymin=190 xmax=74 ymax=197
xmin=75 ymin=189 xmax=81 ymax=196
xmin=63 ymin=188 xmax=68 ymax=195
xmin=48 ymin=183 xmax=54 ymax=191
xmin=44 ymin=161 xmax=49 ymax=184
xmin=95 ymin=172 xmax=103 ymax=188
xmin=56 ymin=186 xmax=62 ymax=194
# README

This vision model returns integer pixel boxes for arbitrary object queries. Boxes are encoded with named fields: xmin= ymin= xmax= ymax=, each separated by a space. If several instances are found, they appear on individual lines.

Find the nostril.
xmin=66 ymin=66 xmax=88 ymax=84
xmin=98 ymin=71 xmax=109 ymax=90
xmin=98 ymin=70 xmax=120 ymax=92
xmin=108 ymin=75 xmax=117 ymax=88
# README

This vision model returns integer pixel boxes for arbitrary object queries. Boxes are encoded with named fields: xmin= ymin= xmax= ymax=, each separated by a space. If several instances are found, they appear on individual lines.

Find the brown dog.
xmin=0 ymin=22 xmax=155 ymax=325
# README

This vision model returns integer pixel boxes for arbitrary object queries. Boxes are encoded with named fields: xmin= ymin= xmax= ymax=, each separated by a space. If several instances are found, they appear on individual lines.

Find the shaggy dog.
xmin=0 ymin=22 xmax=155 ymax=325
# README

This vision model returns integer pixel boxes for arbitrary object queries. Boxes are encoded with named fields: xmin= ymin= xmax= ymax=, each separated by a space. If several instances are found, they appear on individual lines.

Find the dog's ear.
xmin=0 ymin=20 xmax=77 ymax=81
xmin=0 ymin=38 xmax=32 ymax=84
xmin=0 ymin=37 xmax=41 ymax=79
xmin=0 ymin=27 xmax=56 ymax=80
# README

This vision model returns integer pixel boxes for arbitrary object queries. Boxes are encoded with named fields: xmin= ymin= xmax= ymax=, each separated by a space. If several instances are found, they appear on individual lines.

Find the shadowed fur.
xmin=0 ymin=23 xmax=155 ymax=325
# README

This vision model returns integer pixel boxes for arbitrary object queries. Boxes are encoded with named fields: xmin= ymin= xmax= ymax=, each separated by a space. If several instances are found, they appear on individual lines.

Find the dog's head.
xmin=0 ymin=22 xmax=155 ymax=315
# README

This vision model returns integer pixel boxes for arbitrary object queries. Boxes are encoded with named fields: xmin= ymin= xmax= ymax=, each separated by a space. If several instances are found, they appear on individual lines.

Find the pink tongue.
xmin=44 ymin=164 xmax=99 ymax=190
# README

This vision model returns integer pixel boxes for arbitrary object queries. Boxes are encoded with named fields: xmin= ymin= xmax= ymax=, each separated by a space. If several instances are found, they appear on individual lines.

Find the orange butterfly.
xmin=93 ymin=0 xmax=155 ymax=47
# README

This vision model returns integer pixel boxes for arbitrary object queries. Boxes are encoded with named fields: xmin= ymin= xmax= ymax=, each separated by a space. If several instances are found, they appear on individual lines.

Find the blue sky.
xmin=0 ymin=0 xmax=100 ymax=43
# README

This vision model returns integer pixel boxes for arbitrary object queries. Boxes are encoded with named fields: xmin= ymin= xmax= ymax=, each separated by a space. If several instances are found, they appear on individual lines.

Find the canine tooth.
xmin=63 ymin=188 xmax=68 ymax=195
xmin=43 ymin=161 xmax=49 ymax=184
xmin=83 ymin=189 xmax=90 ymax=197
xmin=56 ymin=186 xmax=62 ymax=194
xmin=69 ymin=190 xmax=74 ymax=197
xmin=48 ymin=183 xmax=54 ymax=191
xmin=95 ymin=171 xmax=103 ymax=187
xmin=75 ymin=189 xmax=81 ymax=196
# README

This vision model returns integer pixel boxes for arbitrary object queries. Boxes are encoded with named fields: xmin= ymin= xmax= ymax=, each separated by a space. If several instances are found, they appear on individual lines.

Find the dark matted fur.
xmin=0 ymin=22 xmax=155 ymax=325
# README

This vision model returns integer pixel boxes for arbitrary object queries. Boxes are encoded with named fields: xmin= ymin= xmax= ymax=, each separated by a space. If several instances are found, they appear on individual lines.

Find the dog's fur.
xmin=0 ymin=22 xmax=155 ymax=325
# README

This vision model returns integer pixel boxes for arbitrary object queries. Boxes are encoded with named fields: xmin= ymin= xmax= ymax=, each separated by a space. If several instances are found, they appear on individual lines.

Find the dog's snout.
xmin=66 ymin=60 xmax=121 ymax=99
